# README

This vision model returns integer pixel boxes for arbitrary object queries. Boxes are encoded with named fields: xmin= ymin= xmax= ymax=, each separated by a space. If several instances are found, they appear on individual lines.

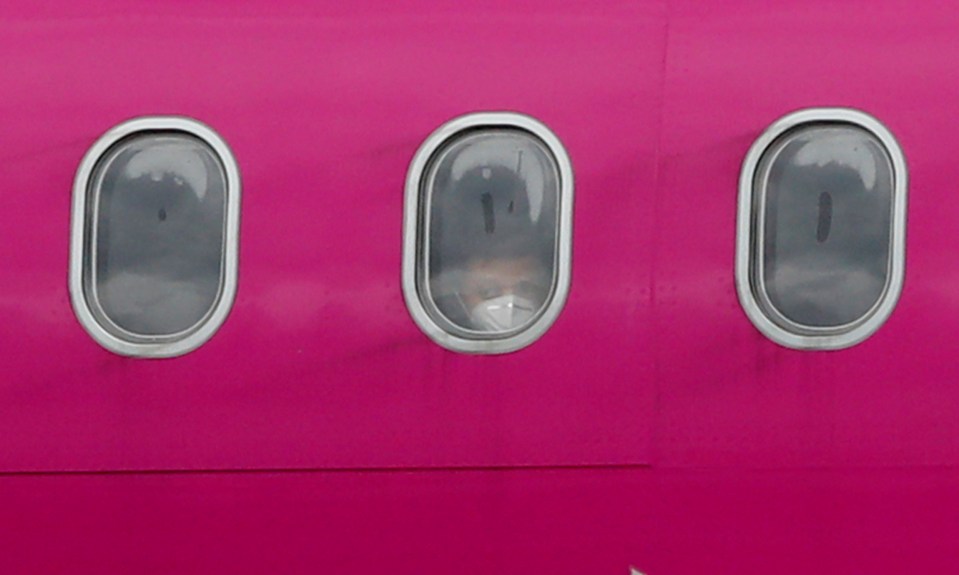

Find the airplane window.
xmin=736 ymin=108 xmax=907 ymax=349
xmin=403 ymin=113 xmax=573 ymax=354
xmin=70 ymin=117 xmax=240 ymax=357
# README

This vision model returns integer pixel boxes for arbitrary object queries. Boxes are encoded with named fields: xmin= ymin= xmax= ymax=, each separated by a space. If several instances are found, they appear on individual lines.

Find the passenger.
xmin=459 ymin=253 xmax=549 ymax=332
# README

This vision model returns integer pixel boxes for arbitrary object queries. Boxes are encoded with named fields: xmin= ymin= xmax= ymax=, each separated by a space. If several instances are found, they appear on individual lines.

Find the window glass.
xmin=87 ymin=133 xmax=227 ymax=337
xmin=757 ymin=124 xmax=894 ymax=328
xmin=403 ymin=113 xmax=573 ymax=354
xmin=424 ymin=129 xmax=560 ymax=335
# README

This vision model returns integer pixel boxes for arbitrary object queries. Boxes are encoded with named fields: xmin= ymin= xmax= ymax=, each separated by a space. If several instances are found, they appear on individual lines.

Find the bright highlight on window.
xmin=70 ymin=117 xmax=240 ymax=357
xmin=403 ymin=112 xmax=574 ymax=354
xmin=736 ymin=108 xmax=907 ymax=350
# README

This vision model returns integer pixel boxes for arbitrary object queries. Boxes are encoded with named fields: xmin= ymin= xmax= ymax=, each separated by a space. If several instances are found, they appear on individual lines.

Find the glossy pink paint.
xmin=1 ymin=1 xmax=958 ymax=573
xmin=4 ymin=468 xmax=959 ymax=574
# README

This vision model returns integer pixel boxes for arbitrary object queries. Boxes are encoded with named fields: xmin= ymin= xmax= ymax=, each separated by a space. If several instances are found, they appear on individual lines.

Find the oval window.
xmin=70 ymin=117 xmax=240 ymax=357
xmin=403 ymin=113 xmax=573 ymax=354
xmin=736 ymin=108 xmax=907 ymax=349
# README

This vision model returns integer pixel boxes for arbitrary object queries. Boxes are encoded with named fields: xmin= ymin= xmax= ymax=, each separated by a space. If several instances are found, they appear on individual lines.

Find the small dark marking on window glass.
xmin=816 ymin=192 xmax=832 ymax=243
xmin=481 ymin=192 xmax=495 ymax=234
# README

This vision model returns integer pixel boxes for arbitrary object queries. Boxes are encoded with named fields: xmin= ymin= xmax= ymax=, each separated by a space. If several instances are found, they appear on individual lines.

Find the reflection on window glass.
xmin=87 ymin=133 xmax=227 ymax=337
xmin=758 ymin=125 xmax=893 ymax=328
xmin=425 ymin=129 xmax=559 ymax=336
xmin=737 ymin=108 xmax=907 ymax=349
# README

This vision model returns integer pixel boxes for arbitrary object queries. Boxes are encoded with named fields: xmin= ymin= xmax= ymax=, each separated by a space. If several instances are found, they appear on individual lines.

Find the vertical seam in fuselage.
xmin=648 ymin=0 xmax=672 ymax=468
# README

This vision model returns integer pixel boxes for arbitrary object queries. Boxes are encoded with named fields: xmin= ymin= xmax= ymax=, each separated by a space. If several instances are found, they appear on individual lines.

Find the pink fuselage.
xmin=2 ymin=2 xmax=958 ymax=573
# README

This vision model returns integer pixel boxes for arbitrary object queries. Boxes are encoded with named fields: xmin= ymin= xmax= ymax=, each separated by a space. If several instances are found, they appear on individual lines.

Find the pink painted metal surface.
xmin=655 ymin=0 xmax=959 ymax=469
xmin=3 ymin=0 xmax=959 ymax=573
xmin=0 ymin=2 xmax=661 ymax=471
xmin=3 ymin=468 xmax=959 ymax=573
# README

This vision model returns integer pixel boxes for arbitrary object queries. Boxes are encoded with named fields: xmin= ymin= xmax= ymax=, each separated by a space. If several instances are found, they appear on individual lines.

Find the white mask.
xmin=470 ymin=294 xmax=537 ymax=332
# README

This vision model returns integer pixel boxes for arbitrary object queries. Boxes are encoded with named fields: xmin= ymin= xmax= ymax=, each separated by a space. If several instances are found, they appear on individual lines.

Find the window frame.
xmin=402 ymin=112 xmax=574 ymax=354
xmin=735 ymin=107 xmax=908 ymax=350
xmin=69 ymin=116 xmax=241 ymax=358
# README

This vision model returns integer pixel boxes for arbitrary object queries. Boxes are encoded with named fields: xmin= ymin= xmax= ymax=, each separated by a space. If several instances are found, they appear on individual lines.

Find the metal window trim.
xmin=735 ymin=107 xmax=908 ymax=350
xmin=402 ymin=111 xmax=574 ymax=354
xmin=69 ymin=116 xmax=241 ymax=358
